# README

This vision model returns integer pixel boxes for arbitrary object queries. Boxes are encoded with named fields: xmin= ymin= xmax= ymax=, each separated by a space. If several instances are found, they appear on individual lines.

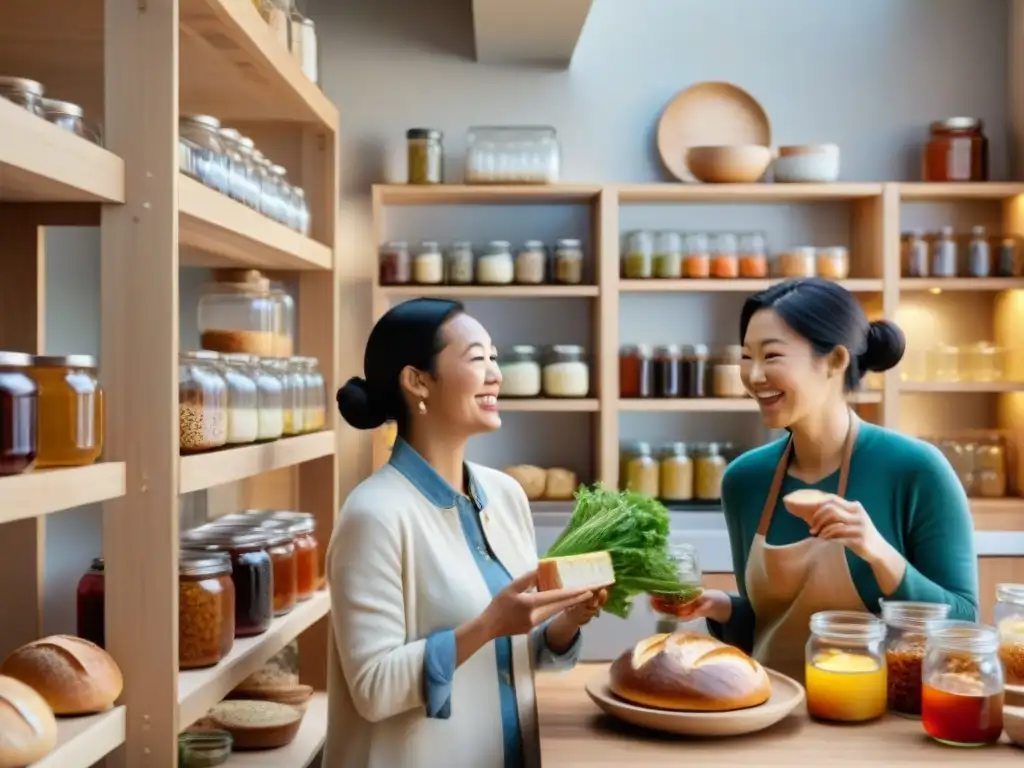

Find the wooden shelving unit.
xmin=0 ymin=1 xmax=340 ymax=766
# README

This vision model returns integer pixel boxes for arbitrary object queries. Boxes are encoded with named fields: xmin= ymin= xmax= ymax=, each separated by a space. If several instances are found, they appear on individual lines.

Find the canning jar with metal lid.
xmin=554 ymin=238 xmax=584 ymax=284
xmin=253 ymin=510 xmax=320 ymax=600
xmin=694 ymin=443 xmax=726 ymax=500
xmin=179 ymin=115 xmax=229 ymax=194
xmin=0 ymin=76 xmax=44 ymax=114
xmin=178 ymin=550 xmax=235 ymax=669
xmin=924 ymin=117 xmax=988 ymax=182
xmin=29 ymin=354 xmax=105 ymax=467
xmin=0 ymin=351 xmax=38 ymax=475
xmin=41 ymin=98 xmax=102 ymax=145
xmin=407 ymin=128 xmax=443 ymax=185
xmin=806 ymin=611 xmax=887 ymax=723
xmin=658 ymin=442 xmax=693 ymax=502
xmin=623 ymin=441 xmax=659 ymax=497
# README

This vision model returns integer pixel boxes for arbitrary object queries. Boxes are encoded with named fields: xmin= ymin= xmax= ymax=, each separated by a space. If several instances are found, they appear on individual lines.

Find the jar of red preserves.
xmin=0 ymin=351 xmax=38 ymax=475
xmin=262 ymin=511 xmax=319 ymax=600
xmin=76 ymin=557 xmax=106 ymax=648
xmin=923 ymin=118 xmax=988 ymax=182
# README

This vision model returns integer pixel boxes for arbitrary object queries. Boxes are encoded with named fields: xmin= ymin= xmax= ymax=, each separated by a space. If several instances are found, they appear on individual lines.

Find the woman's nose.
xmin=486 ymin=360 xmax=502 ymax=385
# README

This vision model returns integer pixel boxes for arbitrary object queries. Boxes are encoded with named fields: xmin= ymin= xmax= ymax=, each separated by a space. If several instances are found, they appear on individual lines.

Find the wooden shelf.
xmin=972 ymin=498 xmax=1024 ymax=531
xmin=620 ymin=278 xmax=883 ymax=293
xmin=899 ymin=278 xmax=1024 ymax=292
xmin=617 ymin=183 xmax=883 ymax=203
xmin=179 ymin=176 xmax=332 ymax=271
xmin=375 ymin=184 xmax=602 ymax=205
xmin=897 ymin=182 xmax=1024 ymax=201
xmin=222 ymin=693 xmax=326 ymax=767
xmin=0 ymin=463 xmax=126 ymax=525
xmin=379 ymin=284 xmax=598 ymax=299
xmin=179 ymin=432 xmax=336 ymax=494
xmin=501 ymin=398 xmax=599 ymax=412
xmin=0 ymin=97 xmax=124 ymax=204
xmin=178 ymin=591 xmax=330 ymax=728
xmin=31 ymin=706 xmax=126 ymax=768
xmin=901 ymin=382 xmax=1024 ymax=393
xmin=619 ymin=392 xmax=882 ymax=412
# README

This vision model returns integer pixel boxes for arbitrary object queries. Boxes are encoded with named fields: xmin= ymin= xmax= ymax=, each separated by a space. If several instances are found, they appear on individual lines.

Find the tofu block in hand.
xmin=537 ymin=551 xmax=616 ymax=592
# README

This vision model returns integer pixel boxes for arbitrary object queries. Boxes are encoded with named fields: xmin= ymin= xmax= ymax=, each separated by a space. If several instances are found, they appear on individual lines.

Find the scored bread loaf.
xmin=537 ymin=552 xmax=615 ymax=592
xmin=609 ymin=631 xmax=771 ymax=712
xmin=0 ymin=675 xmax=58 ymax=768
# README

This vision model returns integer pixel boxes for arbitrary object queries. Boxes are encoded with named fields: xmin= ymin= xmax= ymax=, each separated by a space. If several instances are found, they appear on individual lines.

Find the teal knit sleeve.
xmin=707 ymin=465 xmax=756 ymax=652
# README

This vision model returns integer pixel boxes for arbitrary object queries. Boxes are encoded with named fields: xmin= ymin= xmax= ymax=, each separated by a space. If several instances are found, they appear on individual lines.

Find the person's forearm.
xmin=865 ymin=537 xmax=908 ymax=596
xmin=542 ymin=613 xmax=580 ymax=654
xmin=454 ymin=616 xmax=494 ymax=666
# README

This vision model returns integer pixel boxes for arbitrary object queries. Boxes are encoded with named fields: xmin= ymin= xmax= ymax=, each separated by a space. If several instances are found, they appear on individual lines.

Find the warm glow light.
xmin=928 ymin=287 xmax=942 ymax=295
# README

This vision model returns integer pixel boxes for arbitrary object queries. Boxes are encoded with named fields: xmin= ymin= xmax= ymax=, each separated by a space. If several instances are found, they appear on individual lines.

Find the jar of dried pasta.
xmin=881 ymin=600 xmax=951 ymax=716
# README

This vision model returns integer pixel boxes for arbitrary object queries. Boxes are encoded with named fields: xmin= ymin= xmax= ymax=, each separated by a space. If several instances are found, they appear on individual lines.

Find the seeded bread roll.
xmin=543 ymin=468 xmax=577 ymax=500
xmin=0 ymin=675 xmax=58 ymax=768
xmin=503 ymin=465 xmax=546 ymax=500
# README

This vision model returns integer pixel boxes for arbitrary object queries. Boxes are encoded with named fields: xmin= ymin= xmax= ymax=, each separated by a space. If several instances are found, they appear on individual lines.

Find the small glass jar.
xmin=932 ymin=226 xmax=958 ymax=278
xmin=29 ymin=355 xmax=104 ymax=467
xmin=997 ymin=237 xmax=1019 ymax=277
xmin=179 ymin=115 xmax=229 ymax=193
xmin=380 ymin=241 xmax=411 ymax=285
xmin=229 ymin=355 xmax=283 ymax=441
xmin=178 ymin=550 xmax=236 ymax=670
xmin=542 ymin=345 xmax=589 ymax=398
xmin=805 ymin=611 xmax=887 ymax=723
xmin=178 ymin=731 xmax=233 ymax=767
xmin=922 ymin=623 xmax=1004 ymax=746
xmin=232 ymin=133 xmax=263 ymax=210
xmin=294 ymin=188 xmax=311 ymax=237
xmin=410 ymin=241 xmax=443 ymax=285
xmin=775 ymin=247 xmax=816 ymax=278
xmin=995 ymin=583 xmax=1024 ymax=687
xmin=0 ymin=76 xmax=44 ymax=114
xmin=816 ymin=246 xmax=850 ymax=280
xmin=624 ymin=441 xmax=659 ymax=497
xmin=623 ymin=231 xmax=653 ymax=278
xmin=179 ymin=351 xmax=228 ymax=453
xmin=515 ymin=241 xmax=547 ymax=285
xmin=300 ymin=357 xmax=327 ymax=431
xmin=926 ymin=343 xmax=960 ymax=382
xmin=262 ymin=359 xmax=304 ymax=436
xmin=712 ymin=346 xmax=745 ymax=398
xmin=407 ymin=128 xmax=443 ymax=185
xmin=904 ymin=231 xmax=930 ymax=277
xmin=880 ymin=600 xmax=952 ymax=717
xmin=619 ymin=344 xmax=654 ymax=399
xmin=76 ymin=557 xmax=106 ymax=648
xmin=554 ymin=239 xmax=584 ymax=284
xmin=263 ymin=527 xmax=298 ymax=616
xmin=207 ymin=353 xmax=258 ymax=445
xmin=658 ymin=442 xmax=693 ymax=502
xmin=499 ymin=345 xmax=542 ymax=398
xmin=270 ymin=165 xmax=296 ymax=229
xmin=737 ymin=232 xmax=768 ymax=278
xmin=923 ymin=118 xmax=988 ymax=183
xmin=651 ymin=544 xmax=702 ymax=623
xmin=251 ymin=151 xmax=276 ymax=222
xmin=694 ymin=443 xmax=727 ymax=500
xmin=477 ymin=240 xmax=515 ymax=285
xmin=968 ymin=226 xmax=991 ymax=278
xmin=198 ymin=272 xmax=277 ymax=355
xmin=974 ymin=440 xmax=1006 ymax=498
xmin=684 ymin=233 xmax=711 ymax=279
xmin=0 ymin=351 xmax=38 ymax=475
xmin=41 ymin=98 xmax=102 ymax=145
xmin=269 ymin=282 xmax=295 ymax=358
xmin=259 ymin=511 xmax=320 ymax=599
xmin=682 ymin=344 xmax=709 ymax=398
xmin=653 ymin=231 xmax=683 ymax=279
xmin=218 ymin=128 xmax=250 ymax=205
xmin=711 ymin=233 xmax=739 ymax=279
xmin=653 ymin=345 xmax=682 ymax=398
xmin=446 ymin=242 xmax=475 ymax=285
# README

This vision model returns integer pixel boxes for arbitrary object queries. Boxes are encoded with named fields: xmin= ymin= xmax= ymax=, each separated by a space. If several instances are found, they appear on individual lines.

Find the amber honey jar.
xmin=29 ymin=355 xmax=104 ymax=468
xmin=178 ymin=550 xmax=235 ymax=670
xmin=923 ymin=118 xmax=988 ymax=182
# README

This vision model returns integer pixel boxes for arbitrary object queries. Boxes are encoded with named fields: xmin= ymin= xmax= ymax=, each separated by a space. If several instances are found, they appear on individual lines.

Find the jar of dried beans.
xmin=995 ymin=583 xmax=1024 ymax=688
xmin=178 ymin=550 xmax=235 ymax=670
xmin=881 ymin=599 xmax=951 ymax=717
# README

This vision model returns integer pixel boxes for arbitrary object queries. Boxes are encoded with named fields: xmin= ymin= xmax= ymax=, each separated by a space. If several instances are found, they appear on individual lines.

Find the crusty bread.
xmin=0 ymin=635 xmax=123 ymax=715
xmin=503 ymin=465 xmax=547 ymax=500
xmin=0 ymin=675 xmax=58 ymax=768
xmin=537 ymin=552 xmax=615 ymax=592
xmin=609 ymin=631 xmax=771 ymax=712
xmin=543 ymin=468 xmax=577 ymax=500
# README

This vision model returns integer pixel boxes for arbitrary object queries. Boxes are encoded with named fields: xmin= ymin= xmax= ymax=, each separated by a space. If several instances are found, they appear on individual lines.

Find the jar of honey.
xmin=923 ymin=118 xmax=988 ymax=182
xmin=881 ymin=600 xmax=951 ymax=717
xmin=805 ymin=611 xmax=887 ymax=723
xmin=29 ymin=355 xmax=104 ymax=467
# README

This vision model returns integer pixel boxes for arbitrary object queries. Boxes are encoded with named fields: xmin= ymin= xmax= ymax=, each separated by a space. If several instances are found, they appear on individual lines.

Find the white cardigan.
xmin=323 ymin=460 xmax=576 ymax=768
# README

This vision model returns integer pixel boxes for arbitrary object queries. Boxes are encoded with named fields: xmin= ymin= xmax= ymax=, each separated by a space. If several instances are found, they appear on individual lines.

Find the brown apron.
xmin=745 ymin=415 xmax=869 ymax=683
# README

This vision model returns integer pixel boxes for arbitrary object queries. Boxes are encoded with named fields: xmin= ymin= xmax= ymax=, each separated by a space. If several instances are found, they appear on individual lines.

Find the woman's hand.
xmin=662 ymin=589 xmax=733 ymax=624
xmin=480 ymin=570 xmax=593 ymax=641
xmin=808 ymin=495 xmax=885 ymax=560
xmin=562 ymin=588 xmax=609 ymax=628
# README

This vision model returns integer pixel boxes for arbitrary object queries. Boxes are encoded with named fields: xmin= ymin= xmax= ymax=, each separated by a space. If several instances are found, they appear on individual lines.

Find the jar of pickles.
xmin=881 ymin=600 xmax=951 ymax=717
xmin=179 ymin=351 xmax=228 ymax=453
xmin=658 ymin=443 xmax=692 ymax=501
xmin=76 ymin=557 xmax=106 ymax=648
xmin=623 ymin=231 xmax=652 ymax=278
xmin=653 ymin=231 xmax=683 ymax=279
xmin=806 ymin=611 xmax=887 ymax=723
xmin=995 ymin=583 xmax=1024 ymax=688
xmin=623 ymin=442 xmax=659 ymax=497
xmin=0 ymin=352 xmax=38 ymax=475
xmin=29 ymin=355 xmax=104 ymax=467
xmin=694 ymin=443 xmax=726 ymax=500
xmin=178 ymin=550 xmax=236 ymax=670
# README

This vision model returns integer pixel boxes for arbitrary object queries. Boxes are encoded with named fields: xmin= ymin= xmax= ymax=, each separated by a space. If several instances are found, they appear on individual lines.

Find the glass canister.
xmin=623 ymin=231 xmax=653 ymax=279
xmin=178 ymin=550 xmax=235 ymax=670
xmin=653 ymin=345 xmax=682 ymax=398
xmin=198 ymin=273 xmax=277 ymax=355
xmin=263 ymin=359 xmax=303 ymax=435
xmin=218 ymin=129 xmax=261 ymax=209
xmin=653 ymin=231 xmax=683 ymax=279
xmin=931 ymin=226 xmax=958 ymax=278
xmin=251 ymin=150 xmax=275 ymax=219
xmin=406 ymin=128 xmax=443 ymax=185
xmin=0 ymin=351 xmax=37 ymax=475
xmin=904 ymin=231 xmax=929 ymax=277
xmin=817 ymin=246 xmax=850 ymax=280
xmin=542 ymin=345 xmax=589 ymax=398
xmin=923 ymin=118 xmax=988 ymax=183
xmin=922 ymin=623 xmax=1004 ymax=746
xmin=881 ymin=600 xmax=952 ymax=717
xmin=178 ymin=731 xmax=233 ymax=767
xmin=446 ymin=242 xmax=475 ymax=285
xmin=0 ymin=76 xmax=44 ymax=113
xmin=499 ymin=345 xmax=541 ymax=398
xmin=28 ymin=354 xmax=104 ymax=468
xmin=554 ymin=239 xmax=584 ymax=285
xmin=775 ymin=247 xmax=816 ymax=278
xmin=179 ymin=351 xmax=229 ymax=453
xmin=208 ymin=353 xmax=258 ymax=445
xmin=926 ymin=344 xmax=960 ymax=382
xmin=682 ymin=344 xmax=709 ymax=398
xmin=711 ymin=233 xmax=739 ymax=279
xmin=968 ymin=226 xmax=991 ymax=278
xmin=76 ymin=557 xmax=106 ymax=648
xmin=380 ymin=241 xmax=411 ymax=285
xmin=227 ymin=354 xmax=283 ymax=441
xmin=179 ymin=115 xmax=229 ymax=194
xmin=684 ymin=233 xmax=711 ymax=278
xmin=694 ymin=443 xmax=726 ymax=500
xmin=713 ymin=345 xmax=745 ymax=398
xmin=477 ymin=240 xmax=515 ymax=285
xmin=215 ymin=521 xmax=297 ymax=617
xmin=997 ymin=236 xmax=1019 ymax=277
xmin=738 ymin=232 xmax=768 ymax=278
xmin=269 ymin=282 xmax=295 ymax=358
xmin=651 ymin=543 xmax=703 ymax=621
xmin=236 ymin=136 xmax=264 ymax=210
xmin=623 ymin=441 xmax=659 ymax=497
xmin=619 ymin=344 xmax=654 ymax=399
xmin=303 ymin=357 xmax=327 ymax=431
xmin=658 ymin=442 xmax=693 ymax=502
xmin=805 ymin=611 xmax=887 ymax=723
xmin=995 ymin=583 xmax=1024 ymax=687
xmin=270 ymin=165 xmax=295 ymax=229
xmin=294 ymin=188 xmax=311 ymax=237
xmin=40 ymin=98 xmax=102 ymax=145
xmin=514 ymin=241 xmax=547 ymax=285
xmin=260 ymin=511 xmax=320 ymax=598
xmin=974 ymin=439 xmax=1007 ymax=498
xmin=413 ymin=241 xmax=444 ymax=285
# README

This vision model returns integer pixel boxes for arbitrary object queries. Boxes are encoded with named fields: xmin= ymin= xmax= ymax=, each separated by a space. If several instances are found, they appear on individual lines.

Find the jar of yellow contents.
xmin=805 ymin=610 xmax=888 ymax=723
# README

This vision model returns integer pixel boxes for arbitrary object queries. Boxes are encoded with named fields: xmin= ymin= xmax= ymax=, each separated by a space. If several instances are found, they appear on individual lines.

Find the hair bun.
xmin=336 ymin=376 xmax=389 ymax=430
xmin=859 ymin=319 xmax=906 ymax=373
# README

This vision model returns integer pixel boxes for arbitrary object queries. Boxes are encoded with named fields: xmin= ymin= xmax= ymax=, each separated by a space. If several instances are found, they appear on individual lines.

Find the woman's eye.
xmin=765 ymin=353 xmax=781 ymax=360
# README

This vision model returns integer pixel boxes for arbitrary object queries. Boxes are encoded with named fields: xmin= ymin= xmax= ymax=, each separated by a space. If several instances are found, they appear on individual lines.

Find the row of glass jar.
xmin=253 ymin=0 xmax=319 ymax=84
xmin=380 ymin=239 xmax=585 ymax=286
xmin=622 ymin=230 xmax=851 ymax=280
xmin=406 ymin=126 xmax=561 ymax=186
xmin=899 ymin=342 xmax=1010 ymax=384
xmin=498 ymin=345 xmax=590 ymax=398
xmin=621 ymin=441 xmax=738 ymax=502
xmin=179 ymin=115 xmax=311 ymax=236
xmin=925 ymin=432 xmax=1010 ymax=499
xmin=902 ymin=227 xmax=1018 ymax=278
xmin=619 ymin=344 xmax=746 ymax=399
xmin=199 ymin=269 xmax=296 ymax=358
xmin=0 ymin=75 xmax=102 ymax=145
xmin=179 ymin=351 xmax=326 ymax=453
xmin=0 ymin=352 xmax=103 ymax=476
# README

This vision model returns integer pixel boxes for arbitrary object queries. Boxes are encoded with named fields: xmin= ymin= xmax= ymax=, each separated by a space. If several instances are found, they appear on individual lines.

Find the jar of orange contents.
xmin=805 ymin=611 xmax=887 ymax=723
xmin=261 ymin=525 xmax=298 ymax=616
xmin=650 ymin=543 xmax=702 ymax=620
xmin=922 ymin=623 xmax=1004 ymax=746
xmin=262 ymin=511 xmax=320 ymax=599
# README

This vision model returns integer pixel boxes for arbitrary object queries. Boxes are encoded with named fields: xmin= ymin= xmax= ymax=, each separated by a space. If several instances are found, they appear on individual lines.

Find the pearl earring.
xmin=418 ymin=400 xmax=427 ymax=415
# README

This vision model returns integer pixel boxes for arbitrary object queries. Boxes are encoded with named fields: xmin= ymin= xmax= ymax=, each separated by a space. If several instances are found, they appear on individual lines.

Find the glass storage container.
xmin=226 ymin=355 xmax=283 ymax=441
xmin=40 ymin=98 xmax=102 ymax=145
xmin=407 ymin=128 xmax=444 ymax=185
xmin=477 ymin=240 xmax=515 ymax=285
xmin=294 ymin=188 xmax=311 ymax=237
xmin=0 ymin=351 xmax=38 ymax=475
xmin=269 ymin=282 xmax=295 ymax=358
xmin=259 ymin=511 xmax=320 ymax=598
xmin=653 ymin=231 xmax=683 ymax=279
xmin=178 ymin=731 xmax=233 ymax=768
xmin=684 ymin=233 xmax=711 ymax=278
xmin=651 ymin=543 xmax=702 ymax=622
xmin=711 ymin=233 xmax=739 ymax=278
xmin=923 ymin=118 xmax=988 ymax=183
xmin=931 ymin=226 xmax=958 ymax=278
xmin=218 ymin=128 xmax=261 ymax=209
xmin=263 ymin=358 xmax=303 ymax=435
xmin=179 ymin=115 xmax=229 ymax=194
xmin=179 ymin=351 xmax=229 ymax=453
xmin=446 ymin=242 xmax=475 ymax=285
xmin=922 ymin=623 xmax=1003 ymax=746
xmin=499 ymin=345 xmax=542 ymax=398
xmin=294 ymin=17 xmax=319 ymax=84
xmin=998 ymin=236 xmax=1019 ymax=277
xmin=623 ymin=441 xmax=659 ymax=497
xmin=805 ymin=611 xmax=887 ymax=723
xmin=250 ymin=150 xmax=274 ymax=218
xmin=29 ymin=354 xmax=104 ymax=467
xmin=216 ymin=521 xmax=297 ymax=616
xmin=653 ymin=345 xmax=682 ymax=398
xmin=0 ymin=76 xmax=44 ymax=113
xmin=296 ymin=357 xmax=326 ymax=431
xmin=178 ymin=550 xmax=235 ymax=670
xmin=236 ymin=136 xmax=263 ymax=210
xmin=967 ymin=225 xmax=990 ymax=278
xmin=180 ymin=527 xmax=273 ymax=637
xmin=961 ymin=342 xmax=1005 ymax=383
xmin=619 ymin=344 xmax=654 ymax=399
xmin=542 ymin=345 xmax=589 ymax=398
xmin=198 ymin=272 xmax=277 ymax=355
xmin=694 ymin=443 xmax=726 ymax=500
xmin=738 ymin=232 xmax=768 ymax=278
xmin=658 ymin=442 xmax=693 ymax=502
xmin=904 ymin=231 xmax=929 ymax=277
xmin=996 ymin=583 xmax=1024 ymax=687
xmin=881 ymin=600 xmax=952 ymax=717
xmin=623 ymin=231 xmax=652 ymax=279
xmin=816 ymin=246 xmax=850 ymax=280
xmin=413 ymin=241 xmax=444 ymax=285
xmin=270 ymin=165 xmax=295 ymax=228
xmin=974 ymin=439 xmax=1007 ymax=498
xmin=682 ymin=344 xmax=709 ymax=398
xmin=208 ymin=353 xmax=258 ymax=445
xmin=515 ymin=241 xmax=546 ymax=285
xmin=554 ymin=239 xmax=583 ymax=284
xmin=380 ymin=241 xmax=411 ymax=285
xmin=712 ymin=345 xmax=745 ymax=398
xmin=926 ymin=344 xmax=959 ymax=382
xmin=775 ymin=247 xmax=816 ymax=278
xmin=465 ymin=125 xmax=559 ymax=185
xmin=76 ymin=557 xmax=106 ymax=648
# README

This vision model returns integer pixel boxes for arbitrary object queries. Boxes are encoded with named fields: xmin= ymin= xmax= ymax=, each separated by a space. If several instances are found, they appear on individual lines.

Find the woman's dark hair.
xmin=337 ymin=298 xmax=464 ymax=432
xmin=739 ymin=278 xmax=905 ymax=391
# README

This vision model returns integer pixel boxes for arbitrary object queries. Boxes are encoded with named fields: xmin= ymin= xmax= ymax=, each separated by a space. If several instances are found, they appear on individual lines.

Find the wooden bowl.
xmin=686 ymin=145 xmax=772 ymax=184
xmin=229 ymin=683 xmax=315 ymax=713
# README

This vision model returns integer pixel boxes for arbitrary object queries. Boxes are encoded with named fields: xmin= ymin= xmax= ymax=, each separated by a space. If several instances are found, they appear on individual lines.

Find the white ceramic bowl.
xmin=772 ymin=144 xmax=840 ymax=183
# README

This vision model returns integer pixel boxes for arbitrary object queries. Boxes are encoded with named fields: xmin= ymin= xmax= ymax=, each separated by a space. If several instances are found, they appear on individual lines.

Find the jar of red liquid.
xmin=76 ymin=557 xmax=106 ymax=648
xmin=921 ymin=623 xmax=1004 ymax=746
xmin=650 ymin=543 xmax=703 ymax=624
xmin=923 ymin=118 xmax=988 ymax=182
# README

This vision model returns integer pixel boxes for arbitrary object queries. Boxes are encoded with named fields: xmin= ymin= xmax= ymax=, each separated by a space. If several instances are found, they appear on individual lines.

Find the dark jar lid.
xmin=407 ymin=128 xmax=442 ymax=141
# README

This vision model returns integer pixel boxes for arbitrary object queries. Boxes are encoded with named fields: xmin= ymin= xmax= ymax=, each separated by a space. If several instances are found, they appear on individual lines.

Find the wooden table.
xmin=536 ymin=664 xmax=1021 ymax=766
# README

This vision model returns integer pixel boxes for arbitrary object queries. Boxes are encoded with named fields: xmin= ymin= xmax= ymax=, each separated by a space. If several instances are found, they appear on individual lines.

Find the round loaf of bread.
xmin=609 ymin=631 xmax=771 ymax=711
xmin=0 ymin=675 xmax=58 ymax=768
xmin=0 ymin=635 xmax=123 ymax=715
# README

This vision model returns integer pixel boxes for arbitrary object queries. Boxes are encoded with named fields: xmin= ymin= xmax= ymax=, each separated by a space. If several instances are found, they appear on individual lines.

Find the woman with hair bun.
xmin=672 ymin=278 xmax=978 ymax=682
xmin=323 ymin=298 xmax=606 ymax=768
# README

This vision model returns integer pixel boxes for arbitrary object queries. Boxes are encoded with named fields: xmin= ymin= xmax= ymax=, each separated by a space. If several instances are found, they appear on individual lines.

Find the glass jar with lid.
xmin=464 ymin=125 xmax=560 ymax=185
xmin=235 ymin=136 xmax=264 ymax=210
xmin=658 ymin=442 xmax=693 ymax=502
xmin=775 ymin=247 xmax=816 ymax=278
xmin=682 ymin=344 xmax=709 ymax=398
xmin=904 ymin=230 xmax=930 ymax=277
xmin=446 ymin=242 xmax=475 ymax=285
xmin=924 ymin=118 xmax=988 ymax=182
xmin=216 ymin=520 xmax=298 ymax=617
xmin=623 ymin=231 xmax=653 ymax=279
xmin=179 ymin=115 xmax=229 ymax=194
xmin=263 ymin=359 xmax=304 ymax=435
xmin=499 ymin=345 xmax=542 ymax=398
xmin=684 ymin=233 xmax=711 ymax=278
xmin=178 ymin=550 xmax=236 ymax=670
xmin=295 ymin=357 xmax=327 ymax=431
xmin=0 ymin=76 xmax=44 ymax=113
xmin=225 ymin=354 xmax=283 ymax=441
xmin=251 ymin=150 xmax=276 ymax=219
xmin=966 ymin=226 xmax=991 ymax=278
xmin=294 ymin=188 xmax=311 ymax=237
xmin=40 ymin=98 xmax=102 ymax=145
xmin=76 ymin=557 xmax=106 ymax=648
xmin=258 ymin=511 xmax=320 ymax=598
xmin=653 ymin=231 xmax=683 ymax=279
xmin=623 ymin=441 xmax=659 ymax=497
xmin=198 ymin=271 xmax=277 ymax=356
xmin=269 ymin=281 xmax=295 ymax=358
xmin=477 ymin=240 xmax=514 ymax=285
xmin=651 ymin=543 xmax=702 ymax=622
xmin=380 ymin=241 xmax=411 ymax=286
xmin=738 ymin=232 xmax=768 ymax=278
xmin=880 ymin=600 xmax=952 ymax=717
xmin=931 ymin=226 xmax=958 ymax=278
xmin=218 ymin=127 xmax=249 ymax=205
xmin=974 ymin=439 xmax=1006 ymax=498
xmin=270 ymin=164 xmax=294 ymax=227
xmin=413 ymin=241 xmax=444 ymax=285
xmin=554 ymin=239 xmax=583 ymax=284
xmin=179 ymin=731 xmax=233 ymax=767
xmin=515 ymin=241 xmax=546 ymax=285
xmin=653 ymin=345 xmax=682 ymax=398
xmin=805 ymin=611 xmax=887 ymax=723
xmin=208 ymin=353 xmax=258 ymax=445
xmin=619 ymin=344 xmax=654 ymax=398
xmin=996 ymin=583 xmax=1024 ymax=687
xmin=713 ymin=345 xmax=745 ymax=399
xmin=711 ymin=233 xmax=739 ymax=278
xmin=0 ymin=352 xmax=38 ymax=475
xmin=179 ymin=351 xmax=229 ymax=453
xmin=541 ymin=345 xmax=589 ymax=398
xmin=694 ymin=443 xmax=726 ymax=500
xmin=29 ymin=355 xmax=105 ymax=467
xmin=816 ymin=246 xmax=850 ymax=280
xmin=406 ymin=128 xmax=444 ymax=185
xmin=922 ymin=623 xmax=1004 ymax=746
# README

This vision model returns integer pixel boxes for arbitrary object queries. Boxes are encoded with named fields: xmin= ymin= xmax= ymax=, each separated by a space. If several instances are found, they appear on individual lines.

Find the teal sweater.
xmin=708 ymin=421 xmax=979 ymax=651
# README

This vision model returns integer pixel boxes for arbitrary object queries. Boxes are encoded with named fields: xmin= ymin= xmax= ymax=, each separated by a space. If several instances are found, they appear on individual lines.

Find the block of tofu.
xmin=537 ymin=551 xmax=616 ymax=592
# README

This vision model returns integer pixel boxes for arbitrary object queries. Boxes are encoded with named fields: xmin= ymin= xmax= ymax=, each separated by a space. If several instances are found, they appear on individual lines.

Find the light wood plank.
xmin=221 ymin=693 xmax=325 ymax=767
xmin=972 ymin=498 xmax=1024 ymax=531
xmin=900 ymin=277 xmax=1024 ymax=292
xmin=375 ymin=183 xmax=602 ymax=205
xmin=32 ymin=707 xmax=127 ymax=768
xmin=897 ymin=182 xmax=1024 ymax=201
xmin=619 ymin=278 xmax=882 ymax=293
xmin=617 ymin=182 xmax=884 ymax=203
xmin=901 ymin=381 xmax=1024 ymax=393
xmin=0 ymin=463 xmax=126 ymax=524
xmin=379 ymin=284 xmax=599 ymax=299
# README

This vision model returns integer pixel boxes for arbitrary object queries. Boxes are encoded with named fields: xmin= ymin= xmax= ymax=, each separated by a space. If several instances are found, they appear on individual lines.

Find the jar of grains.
xmin=694 ymin=443 xmax=726 ymax=500
xmin=658 ymin=442 xmax=693 ymax=502
xmin=554 ymin=238 xmax=584 ymax=284
xmin=817 ymin=246 xmax=850 ymax=280
xmin=515 ymin=241 xmax=547 ymax=285
xmin=542 ymin=345 xmax=589 ymax=397
xmin=499 ymin=345 xmax=542 ymax=398
xmin=178 ymin=550 xmax=235 ymax=670
xmin=684 ymin=233 xmax=711 ymax=278
xmin=713 ymin=345 xmax=745 ymax=398
xmin=446 ymin=242 xmax=475 ymax=285
xmin=413 ymin=241 xmax=444 ymax=285
xmin=179 ymin=351 xmax=229 ymax=453
xmin=478 ymin=241 xmax=515 ymax=285
xmin=624 ymin=441 xmax=659 ymax=497
xmin=406 ymin=128 xmax=444 ymax=185
xmin=881 ymin=600 xmax=951 ymax=717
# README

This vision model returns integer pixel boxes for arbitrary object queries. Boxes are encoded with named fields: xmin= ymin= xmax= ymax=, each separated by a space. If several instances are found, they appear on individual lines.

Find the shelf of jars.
xmin=897 ymin=182 xmax=1024 ymax=201
xmin=378 ymin=284 xmax=600 ymax=299
xmin=0 ymin=463 xmax=127 ymax=525
xmin=617 ymin=393 xmax=882 ymax=412
xmin=619 ymin=278 xmax=883 ymax=293
xmin=31 ymin=706 xmax=127 ymax=768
